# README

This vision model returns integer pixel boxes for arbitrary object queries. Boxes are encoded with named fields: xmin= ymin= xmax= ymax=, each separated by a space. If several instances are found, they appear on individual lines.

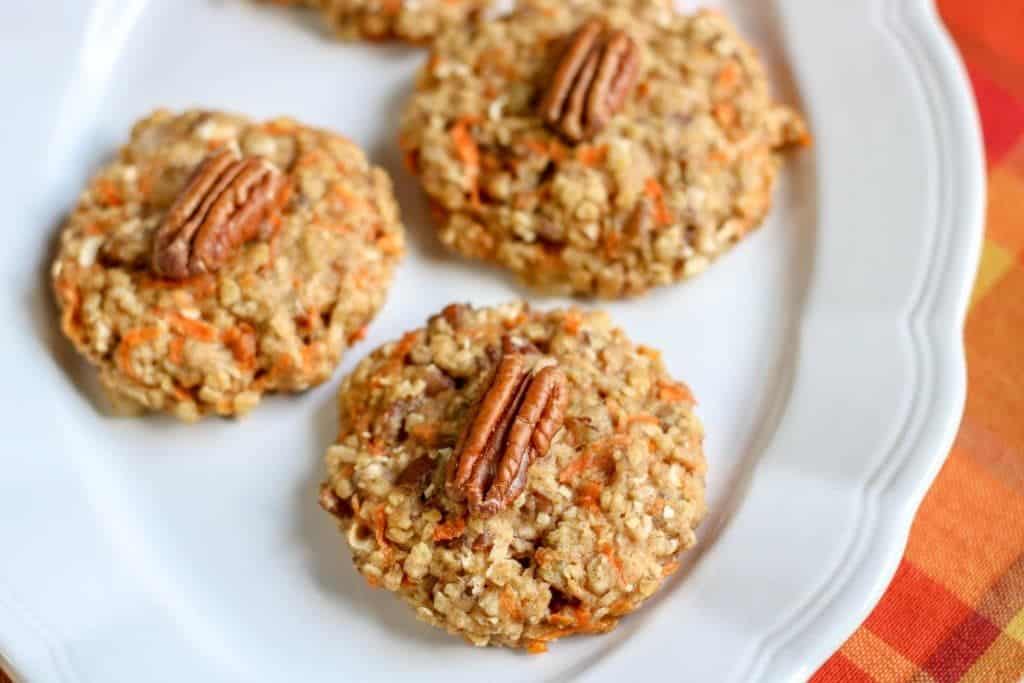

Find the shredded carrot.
xmin=716 ymin=60 xmax=742 ymax=90
xmin=575 ymin=144 xmax=607 ymax=166
xmin=662 ymin=560 xmax=681 ymax=577
xmin=600 ymin=543 xmax=625 ymax=586
xmin=262 ymin=119 xmax=296 ymax=135
xmin=165 ymin=313 xmax=217 ymax=342
xmin=330 ymin=184 xmax=371 ymax=213
xmin=534 ymin=548 xmax=555 ymax=566
xmin=708 ymin=150 xmax=729 ymax=166
xmin=499 ymin=586 xmax=522 ymax=621
xmin=377 ymin=232 xmax=403 ymax=256
xmin=171 ymin=383 xmax=191 ymax=402
xmin=365 ymin=573 xmax=381 ymax=588
xmin=95 ymin=178 xmax=123 ymax=207
xmin=643 ymin=178 xmax=673 ymax=226
xmin=373 ymin=507 xmax=389 ymax=549
xmin=624 ymin=413 xmax=660 ymax=430
xmin=524 ymin=139 xmax=550 ymax=157
xmin=432 ymin=515 xmax=467 ymax=542
xmin=636 ymin=344 xmax=662 ymax=361
xmin=603 ymin=230 xmax=622 ymax=258
xmin=296 ymin=149 xmax=328 ymax=169
xmin=713 ymin=102 xmax=738 ymax=128
xmin=115 ymin=326 xmax=160 ymax=379
xmin=549 ymin=604 xmax=593 ymax=631
xmin=168 ymin=336 xmax=186 ymax=365
xmin=658 ymin=380 xmax=695 ymax=405
xmin=576 ymin=481 xmax=603 ymax=512
xmin=501 ymin=311 xmax=529 ymax=329
xmin=301 ymin=342 xmax=322 ymax=373
xmin=526 ymin=641 xmax=548 ymax=655
xmin=450 ymin=116 xmax=481 ymax=206
xmin=221 ymin=324 xmax=256 ymax=370
xmin=558 ymin=435 xmax=628 ymax=484
xmin=272 ymin=352 xmax=295 ymax=378
xmin=403 ymin=150 xmax=419 ymax=174
xmin=524 ymin=138 xmax=567 ymax=162
xmin=562 ymin=308 xmax=583 ymax=335
xmin=391 ymin=331 xmax=419 ymax=360
xmin=608 ymin=598 xmax=632 ymax=616
xmin=348 ymin=325 xmax=369 ymax=344
xmin=605 ymin=396 xmax=625 ymax=431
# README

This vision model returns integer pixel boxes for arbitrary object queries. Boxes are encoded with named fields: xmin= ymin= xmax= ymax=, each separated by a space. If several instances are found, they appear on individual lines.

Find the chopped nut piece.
xmin=152 ymin=149 xmax=290 ymax=279
xmin=446 ymin=347 xmax=568 ymax=515
xmin=539 ymin=19 xmax=640 ymax=142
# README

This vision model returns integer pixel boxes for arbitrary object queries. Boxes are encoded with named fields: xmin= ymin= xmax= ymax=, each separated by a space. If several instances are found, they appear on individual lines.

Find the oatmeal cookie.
xmin=320 ymin=302 xmax=706 ymax=650
xmin=262 ymin=0 xmax=491 ymax=43
xmin=52 ymin=109 xmax=404 ymax=421
xmin=400 ymin=0 xmax=809 ymax=297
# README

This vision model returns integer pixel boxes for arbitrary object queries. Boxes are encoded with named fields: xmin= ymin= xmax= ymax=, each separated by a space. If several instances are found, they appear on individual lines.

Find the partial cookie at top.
xmin=320 ymin=302 xmax=706 ymax=650
xmin=400 ymin=0 xmax=809 ymax=297
xmin=52 ymin=109 xmax=404 ymax=421
xmin=262 ymin=0 xmax=491 ymax=43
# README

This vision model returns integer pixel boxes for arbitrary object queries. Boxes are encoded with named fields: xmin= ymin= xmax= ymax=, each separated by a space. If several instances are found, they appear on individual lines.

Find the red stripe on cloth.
xmin=965 ymin=63 xmax=1024 ymax=165
xmin=921 ymin=611 xmax=1003 ymax=682
xmin=864 ymin=561 xmax=973 ymax=666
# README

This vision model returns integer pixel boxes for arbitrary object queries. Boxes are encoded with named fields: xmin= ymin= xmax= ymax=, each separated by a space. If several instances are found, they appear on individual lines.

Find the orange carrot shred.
xmin=169 ymin=336 xmax=185 ymax=365
xmin=432 ymin=515 xmax=466 ymax=542
xmin=95 ymin=178 xmax=123 ymax=207
xmin=658 ymin=380 xmax=695 ymax=405
xmin=643 ymin=178 xmax=673 ymax=226
xmin=165 ymin=313 xmax=217 ymax=342
xmin=499 ymin=586 xmax=522 ymax=620
xmin=562 ymin=308 xmax=582 ymax=335
xmin=451 ymin=117 xmax=481 ymax=205
xmin=348 ymin=325 xmax=369 ymax=344
xmin=115 ymin=326 xmax=160 ymax=379
xmin=373 ymin=507 xmax=389 ymax=549
xmin=575 ymin=144 xmax=607 ymax=166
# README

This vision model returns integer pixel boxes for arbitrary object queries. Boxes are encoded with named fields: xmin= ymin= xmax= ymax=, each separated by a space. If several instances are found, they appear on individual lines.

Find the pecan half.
xmin=446 ymin=349 xmax=568 ymax=516
xmin=539 ymin=19 xmax=640 ymax=143
xmin=152 ymin=149 xmax=290 ymax=279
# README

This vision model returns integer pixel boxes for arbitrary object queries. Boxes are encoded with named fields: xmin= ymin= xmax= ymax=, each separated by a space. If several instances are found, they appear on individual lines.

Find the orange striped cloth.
xmin=813 ymin=1 xmax=1024 ymax=681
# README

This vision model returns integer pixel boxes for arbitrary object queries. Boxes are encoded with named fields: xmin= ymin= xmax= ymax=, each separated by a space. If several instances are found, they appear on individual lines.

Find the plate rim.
xmin=741 ymin=0 xmax=985 ymax=678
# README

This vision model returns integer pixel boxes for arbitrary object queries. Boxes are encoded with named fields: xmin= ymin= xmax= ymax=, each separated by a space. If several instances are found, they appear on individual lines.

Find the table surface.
xmin=3 ymin=1 xmax=1021 ymax=682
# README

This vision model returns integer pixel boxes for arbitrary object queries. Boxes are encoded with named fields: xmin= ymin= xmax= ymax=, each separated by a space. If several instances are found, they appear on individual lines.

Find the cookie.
xmin=319 ymin=302 xmax=706 ymax=650
xmin=263 ymin=0 xmax=491 ymax=43
xmin=52 ymin=109 xmax=405 ymax=421
xmin=400 ymin=0 xmax=809 ymax=297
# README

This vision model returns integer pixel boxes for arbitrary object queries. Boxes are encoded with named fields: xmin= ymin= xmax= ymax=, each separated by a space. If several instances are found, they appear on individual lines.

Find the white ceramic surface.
xmin=0 ymin=1 xmax=983 ymax=681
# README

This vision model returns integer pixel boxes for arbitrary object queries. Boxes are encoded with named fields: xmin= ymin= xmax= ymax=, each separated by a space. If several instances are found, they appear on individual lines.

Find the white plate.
xmin=0 ymin=0 xmax=983 ymax=681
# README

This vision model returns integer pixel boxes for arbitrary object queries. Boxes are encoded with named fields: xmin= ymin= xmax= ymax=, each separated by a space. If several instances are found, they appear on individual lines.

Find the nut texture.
xmin=540 ymin=18 xmax=640 ymax=142
xmin=51 ymin=109 xmax=404 ymax=420
xmin=320 ymin=302 xmax=707 ymax=650
xmin=152 ymin=149 xmax=289 ymax=279
xmin=446 ymin=349 xmax=567 ymax=516
xmin=399 ymin=0 xmax=810 ymax=297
